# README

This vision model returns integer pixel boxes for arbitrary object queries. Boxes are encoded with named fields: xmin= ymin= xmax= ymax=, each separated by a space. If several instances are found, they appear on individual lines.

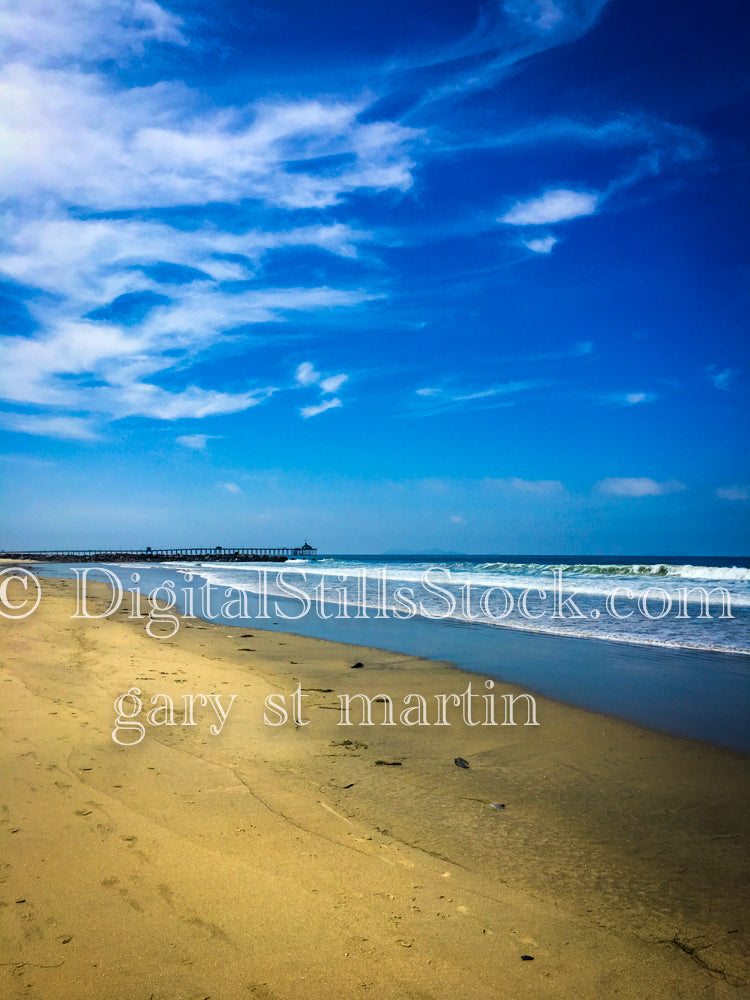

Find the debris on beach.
xmin=490 ymin=802 xmax=506 ymax=810
xmin=521 ymin=955 xmax=535 ymax=961
xmin=374 ymin=760 xmax=402 ymax=766
xmin=454 ymin=757 xmax=470 ymax=769
xmin=350 ymin=661 xmax=364 ymax=668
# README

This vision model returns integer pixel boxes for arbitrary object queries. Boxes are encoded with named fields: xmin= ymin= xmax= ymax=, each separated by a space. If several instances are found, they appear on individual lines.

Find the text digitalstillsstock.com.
xmin=0 ymin=566 xmax=734 ymax=635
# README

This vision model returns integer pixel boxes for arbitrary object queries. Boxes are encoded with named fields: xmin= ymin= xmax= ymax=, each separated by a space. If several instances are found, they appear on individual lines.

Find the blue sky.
xmin=0 ymin=0 xmax=748 ymax=554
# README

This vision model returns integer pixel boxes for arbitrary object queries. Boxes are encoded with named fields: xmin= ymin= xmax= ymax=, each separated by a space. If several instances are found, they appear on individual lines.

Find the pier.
xmin=0 ymin=543 xmax=317 ymax=564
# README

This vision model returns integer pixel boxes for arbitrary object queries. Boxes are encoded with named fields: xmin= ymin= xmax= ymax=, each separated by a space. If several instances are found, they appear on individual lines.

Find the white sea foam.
xmin=165 ymin=559 xmax=750 ymax=655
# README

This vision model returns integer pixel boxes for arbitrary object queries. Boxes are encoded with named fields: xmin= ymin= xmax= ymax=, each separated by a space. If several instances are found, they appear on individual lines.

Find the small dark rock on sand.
xmin=350 ymin=661 xmax=364 ymax=669
xmin=454 ymin=757 xmax=470 ymax=769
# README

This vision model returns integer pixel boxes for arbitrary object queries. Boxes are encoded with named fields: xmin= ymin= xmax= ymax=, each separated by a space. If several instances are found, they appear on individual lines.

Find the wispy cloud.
xmin=0 ymin=3 xmax=407 ymax=440
xmin=0 ymin=412 xmax=100 ymax=441
xmin=295 ymin=362 xmax=321 ymax=387
xmin=0 ymin=219 xmax=372 ymax=427
xmin=501 ymin=188 xmax=599 ymax=225
xmin=438 ymin=112 xmax=705 ymax=160
xmin=716 ymin=485 xmax=749 ymax=501
xmin=0 ymin=0 xmax=186 ymax=64
xmin=412 ymin=380 xmax=544 ymax=414
xmin=0 ymin=452 xmax=56 ymax=468
xmin=707 ymin=366 xmax=740 ymax=391
xmin=319 ymin=374 xmax=348 ymax=394
xmin=604 ymin=392 xmax=657 ymax=406
xmin=220 ymin=481 xmax=242 ymax=495
xmin=300 ymin=398 xmax=343 ymax=419
xmin=0 ymin=64 xmax=419 ymax=211
xmin=596 ymin=477 xmax=686 ymax=497
xmin=0 ymin=214 xmax=370 ymax=311
xmin=394 ymin=0 xmax=611 ymax=113
xmin=295 ymin=361 xmax=349 ymax=417
xmin=522 ymin=234 xmax=558 ymax=254
xmin=482 ymin=476 xmax=565 ymax=496
xmin=176 ymin=434 xmax=216 ymax=451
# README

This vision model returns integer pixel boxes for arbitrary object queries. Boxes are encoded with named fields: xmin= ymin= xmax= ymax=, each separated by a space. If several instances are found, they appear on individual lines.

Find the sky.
xmin=0 ymin=0 xmax=748 ymax=555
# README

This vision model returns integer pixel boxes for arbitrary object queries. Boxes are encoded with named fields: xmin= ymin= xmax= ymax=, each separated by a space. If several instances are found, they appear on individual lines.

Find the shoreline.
xmin=1 ymin=575 xmax=748 ymax=998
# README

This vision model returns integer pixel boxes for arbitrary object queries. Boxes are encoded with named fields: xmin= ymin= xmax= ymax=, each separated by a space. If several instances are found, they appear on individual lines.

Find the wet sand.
xmin=0 ymin=575 xmax=748 ymax=999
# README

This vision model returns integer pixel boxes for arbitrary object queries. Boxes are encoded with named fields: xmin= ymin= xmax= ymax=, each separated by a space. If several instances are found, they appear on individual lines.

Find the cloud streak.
xmin=596 ymin=477 xmax=686 ymax=497
xmin=301 ymin=398 xmax=343 ymax=419
xmin=501 ymin=189 xmax=599 ymax=225
xmin=0 ymin=412 xmax=100 ymax=441
xmin=716 ymin=486 xmax=749 ymax=501
xmin=0 ymin=0 xmax=186 ymax=64
xmin=176 ymin=434 xmax=215 ymax=451
xmin=707 ymin=366 xmax=740 ymax=391
xmin=412 ymin=380 xmax=545 ymax=415
xmin=483 ymin=476 xmax=565 ymax=496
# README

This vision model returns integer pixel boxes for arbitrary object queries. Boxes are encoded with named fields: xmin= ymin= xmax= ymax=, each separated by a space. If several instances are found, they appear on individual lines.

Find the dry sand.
xmin=0 ymin=575 xmax=748 ymax=999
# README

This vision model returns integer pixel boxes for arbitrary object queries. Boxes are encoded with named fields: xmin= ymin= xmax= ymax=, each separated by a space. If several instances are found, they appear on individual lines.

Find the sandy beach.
xmin=1 ymin=574 xmax=748 ymax=999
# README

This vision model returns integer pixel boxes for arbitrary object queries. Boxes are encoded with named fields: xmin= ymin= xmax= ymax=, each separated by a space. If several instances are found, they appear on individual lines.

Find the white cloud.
xmin=707 ymin=366 xmax=740 ymax=390
xmin=604 ymin=392 xmax=656 ymax=406
xmin=716 ymin=485 xmax=749 ymax=501
xmin=0 ymin=281 xmax=373 ymax=426
xmin=504 ymin=0 xmax=565 ymax=32
xmin=414 ymin=380 xmax=543 ymax=415
xmin=449 ymin=514 xmax=466 ymax=524
xmin=0 ymin=412 xmax=99 ymax=440
xmin=0 ymin=263 xmax=374 ymax=439
xmin=501 ymin=188 xmax=599 ymax=225
xmin=319 ymin=374 xmax=348 ymax=394
xmin=300 ymin=398 xmax=343 ymax=419
xmin=176 ymin=434 xmax=214 ymax=451
xmin=0 ymin=0 xmax=186 ymax=64
xmin=0 ymin=214 xmax=370 ymax=311
xmin=509 ymin=477 xmax=565 ymax=495
xmin=220 ymin=481 xmax=242 ymax=495
xmin=522 ymin=234 xmax=558 ymax=253
xmin=294 ymin=364 xmax=349 ymax=415
xmin=596 ymin=477 xmax=686 ymax=497
xmin=482 ymin=477 xmax=565 ymax=495
xmin=395 ymin=0 xmax=610 ymax=115
xmin=295 ymin=362 xmax=321 ymax=387
xmin=0 ymin=65 xmax=418 ymax=212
